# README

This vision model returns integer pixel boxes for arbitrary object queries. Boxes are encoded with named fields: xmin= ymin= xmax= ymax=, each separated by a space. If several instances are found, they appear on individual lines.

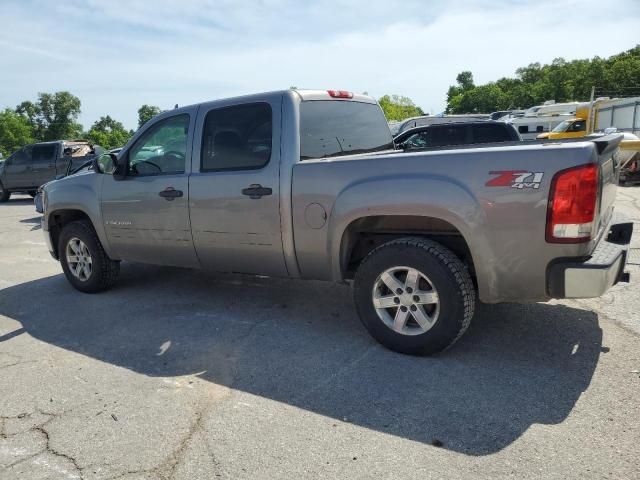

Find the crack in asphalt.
xmin=3 ymin=301 xmax=295 ymax=479
xmin=566 ymin=293 xmax=640 ymax=338
xmin=0 ymin=359 xmax=39 ymax=369
xmin=1 ymin=408 xmax=83 ymax=479
xmin=97 ymin=402 xmax=221 ymax=480
xmin=33 ymin=424 xmax=83 ymax=478
xmin=157 ymin=406 xmax=212 ymax=479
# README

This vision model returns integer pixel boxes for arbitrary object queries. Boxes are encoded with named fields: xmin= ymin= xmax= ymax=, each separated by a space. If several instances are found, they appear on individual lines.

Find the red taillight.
xmin=546 ymin=163 xmax=599 ymax=243
xmin=327 ymin=90 xmax=353 ymax=99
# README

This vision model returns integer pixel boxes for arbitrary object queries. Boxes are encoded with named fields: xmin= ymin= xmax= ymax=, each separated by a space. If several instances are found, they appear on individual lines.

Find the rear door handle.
xmin=158 ymin=187 xmax=183 ymax=200
xmin=242 ymin=184 xmax=272 ymax=199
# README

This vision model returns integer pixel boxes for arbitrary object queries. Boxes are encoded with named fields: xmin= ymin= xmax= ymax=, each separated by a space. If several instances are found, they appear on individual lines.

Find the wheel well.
xmin=48 ymin=210 xmax=93 ymax=257
xmin=340 ymin=215 xmax=475 ymax=281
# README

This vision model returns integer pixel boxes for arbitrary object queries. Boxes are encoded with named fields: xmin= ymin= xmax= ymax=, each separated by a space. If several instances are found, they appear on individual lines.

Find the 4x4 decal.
xmin=486 ymin=171 xmax=544 ymax=189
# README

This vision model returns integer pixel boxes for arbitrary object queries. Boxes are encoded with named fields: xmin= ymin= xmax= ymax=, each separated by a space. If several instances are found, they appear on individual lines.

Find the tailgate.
xmin=590 ymin=134 xmax=624 ymax=236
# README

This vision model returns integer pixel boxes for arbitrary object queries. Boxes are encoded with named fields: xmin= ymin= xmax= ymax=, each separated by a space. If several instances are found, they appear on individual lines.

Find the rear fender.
xmin=328 ymin=175 xmax=495 ymax=300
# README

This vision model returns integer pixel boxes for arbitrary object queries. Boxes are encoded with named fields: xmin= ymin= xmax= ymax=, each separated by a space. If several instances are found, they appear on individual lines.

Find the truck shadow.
xmin=0 ymin=264 xmax=602 ymax=455
xmin=0 ymin=197 xmax=33 ymax=206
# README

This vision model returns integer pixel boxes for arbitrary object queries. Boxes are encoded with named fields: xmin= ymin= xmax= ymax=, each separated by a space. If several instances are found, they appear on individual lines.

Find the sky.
xmin=1 ymin=0 xmax=639 ymax=130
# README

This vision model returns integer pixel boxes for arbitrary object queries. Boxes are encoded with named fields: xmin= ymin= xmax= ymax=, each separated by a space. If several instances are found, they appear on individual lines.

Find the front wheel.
xmin=59 ymin=220 xmax=120 ymax=293
xmin=353 ymin=237 xmax=475 ymax=355
xmin=0 ymin=182 xmax=10 ymax=202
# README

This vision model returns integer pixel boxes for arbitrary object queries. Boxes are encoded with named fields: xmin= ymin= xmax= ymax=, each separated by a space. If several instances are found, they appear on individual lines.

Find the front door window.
xmin=128 ymin=114 xmax=189 ymax=176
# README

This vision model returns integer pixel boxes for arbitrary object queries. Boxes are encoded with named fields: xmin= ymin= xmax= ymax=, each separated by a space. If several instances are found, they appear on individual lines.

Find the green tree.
xmin=456 ymin=71 xmax=475 ymax=91
xmin=86 ymin=116 xmax=131 ymax=150
xmin=0 ymin=109 xmax=35 ymax=158
xmin=446 ymin=71 xmax=477 ymax=113
xmin=16 ymin=91 xmax=83 ymax=141
xmin=378 ymin=95 xmax=425 ymax=121
xmin=446 ymin=45 xmax=640 ymax=113
xmin=137 ymin=105 xmax=162 ymax=129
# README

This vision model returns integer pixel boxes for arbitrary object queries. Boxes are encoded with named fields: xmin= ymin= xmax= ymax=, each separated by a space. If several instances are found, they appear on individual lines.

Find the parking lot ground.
xmin=1 ymin=190 xmax=639 ymax=480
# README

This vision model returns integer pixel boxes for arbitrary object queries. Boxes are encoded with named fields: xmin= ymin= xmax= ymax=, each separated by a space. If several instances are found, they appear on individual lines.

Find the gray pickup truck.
xmin=0 ymin=141 xmax=102 ymax=202
xmin=40 ymin=89 xmax=632 ymax=355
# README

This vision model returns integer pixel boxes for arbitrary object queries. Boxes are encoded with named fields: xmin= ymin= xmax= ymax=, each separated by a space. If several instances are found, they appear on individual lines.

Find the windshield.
xmin=299 ymin=101 xmax=393 ymax=160
xmin=552 ymin=120 xmax=572 ymax=133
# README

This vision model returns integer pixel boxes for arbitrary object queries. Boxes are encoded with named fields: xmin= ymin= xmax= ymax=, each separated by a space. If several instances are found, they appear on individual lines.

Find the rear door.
xmin=101 ymin=111 xmax=199 ymax=267
xmin=30 ymin=143 xmax=58 ymax=186
xmin=189 ymin=95 xmax=287 ymax=276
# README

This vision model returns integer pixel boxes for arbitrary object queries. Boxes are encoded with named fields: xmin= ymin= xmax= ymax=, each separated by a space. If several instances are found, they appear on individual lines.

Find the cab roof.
xmin=291 ymin=89 xmax=377 ymax=104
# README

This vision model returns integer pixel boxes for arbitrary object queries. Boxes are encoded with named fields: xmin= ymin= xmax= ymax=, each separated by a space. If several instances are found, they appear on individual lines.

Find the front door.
xmin=189 ymin=97 xmax=287 ymax=276
xmin=101 ymin=111 xmax=199 ymax=268
xmin=3 ymin=146 xmax=32 ymax=189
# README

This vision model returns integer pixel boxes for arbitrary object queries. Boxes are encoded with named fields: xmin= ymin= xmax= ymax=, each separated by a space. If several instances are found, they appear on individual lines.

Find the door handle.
xmin=241 ymin=184 xmax=272 ymax=199
xmin=158 ymin=187 xmax=183 ymax=201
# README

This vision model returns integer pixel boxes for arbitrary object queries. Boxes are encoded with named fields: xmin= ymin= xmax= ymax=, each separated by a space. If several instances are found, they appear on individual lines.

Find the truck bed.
xmin=291 ymin=136 xmax=622 ymax=303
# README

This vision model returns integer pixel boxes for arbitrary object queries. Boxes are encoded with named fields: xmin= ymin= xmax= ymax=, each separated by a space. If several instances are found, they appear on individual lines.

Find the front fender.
xmin=44 ymin=174 xmax=114 ymax=258
xmin=327 ymin=174 xmax=496 ymax=301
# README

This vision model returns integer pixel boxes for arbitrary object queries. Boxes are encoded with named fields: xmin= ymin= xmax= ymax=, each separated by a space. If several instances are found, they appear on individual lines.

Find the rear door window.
xmin=201 ymin=103 xmax=272 ymax=172
xmin=472 ymin=124 xmax=513 ymax=143
xmin=428 ymin=125 xmax=468 ymax=147
xmin=32 ymin=144 xmax=57 ymax=162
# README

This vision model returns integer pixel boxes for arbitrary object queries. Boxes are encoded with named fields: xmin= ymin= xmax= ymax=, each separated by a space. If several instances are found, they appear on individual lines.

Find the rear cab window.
xmin=299 ymin=101 xmax=393 ymax=160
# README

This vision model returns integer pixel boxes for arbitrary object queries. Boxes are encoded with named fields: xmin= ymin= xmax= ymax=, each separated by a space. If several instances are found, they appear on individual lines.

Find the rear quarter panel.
xmin=292 ymin=142 xmax=599 ymax=303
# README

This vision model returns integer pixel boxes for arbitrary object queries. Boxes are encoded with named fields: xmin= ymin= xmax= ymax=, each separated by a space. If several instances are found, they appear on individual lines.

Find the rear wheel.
xmin=0 ymin=182 xmax=10 ymax=202
xmin=59 ymin=220 xmax=120 ymax=293
xmin=353 ymin=237 xmax=475 ymax=355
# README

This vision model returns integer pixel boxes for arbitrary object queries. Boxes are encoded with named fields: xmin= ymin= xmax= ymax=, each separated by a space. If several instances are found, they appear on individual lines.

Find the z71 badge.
xmin=486 ymin=171 xmax=544 ymax=189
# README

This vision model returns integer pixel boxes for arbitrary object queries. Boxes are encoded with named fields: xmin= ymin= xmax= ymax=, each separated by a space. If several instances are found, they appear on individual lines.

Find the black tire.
xmin=58 ymin=220 xmax=120 ymax=293
xmin=28 ymin=190 xmax=37 ymax=198
xmin=0 ymin=182 xmax=10 ymax=202
xmin=353 ymin=237 xmax=475 ymax=355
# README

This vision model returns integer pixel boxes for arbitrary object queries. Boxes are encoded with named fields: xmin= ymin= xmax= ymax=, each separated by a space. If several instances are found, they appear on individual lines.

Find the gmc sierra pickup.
xmin=40 ymin=89 xmax=633 ymax=355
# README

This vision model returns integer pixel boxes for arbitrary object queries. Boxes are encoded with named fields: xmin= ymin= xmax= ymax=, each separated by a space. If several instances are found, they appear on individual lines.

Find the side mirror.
xmin=94 ymin=152 xmax=121 ymax=176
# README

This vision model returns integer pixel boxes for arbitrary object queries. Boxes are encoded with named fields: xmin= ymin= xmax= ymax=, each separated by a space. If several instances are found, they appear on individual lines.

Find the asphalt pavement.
xmin=1 ymin=190 xmax=639 ymax=480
